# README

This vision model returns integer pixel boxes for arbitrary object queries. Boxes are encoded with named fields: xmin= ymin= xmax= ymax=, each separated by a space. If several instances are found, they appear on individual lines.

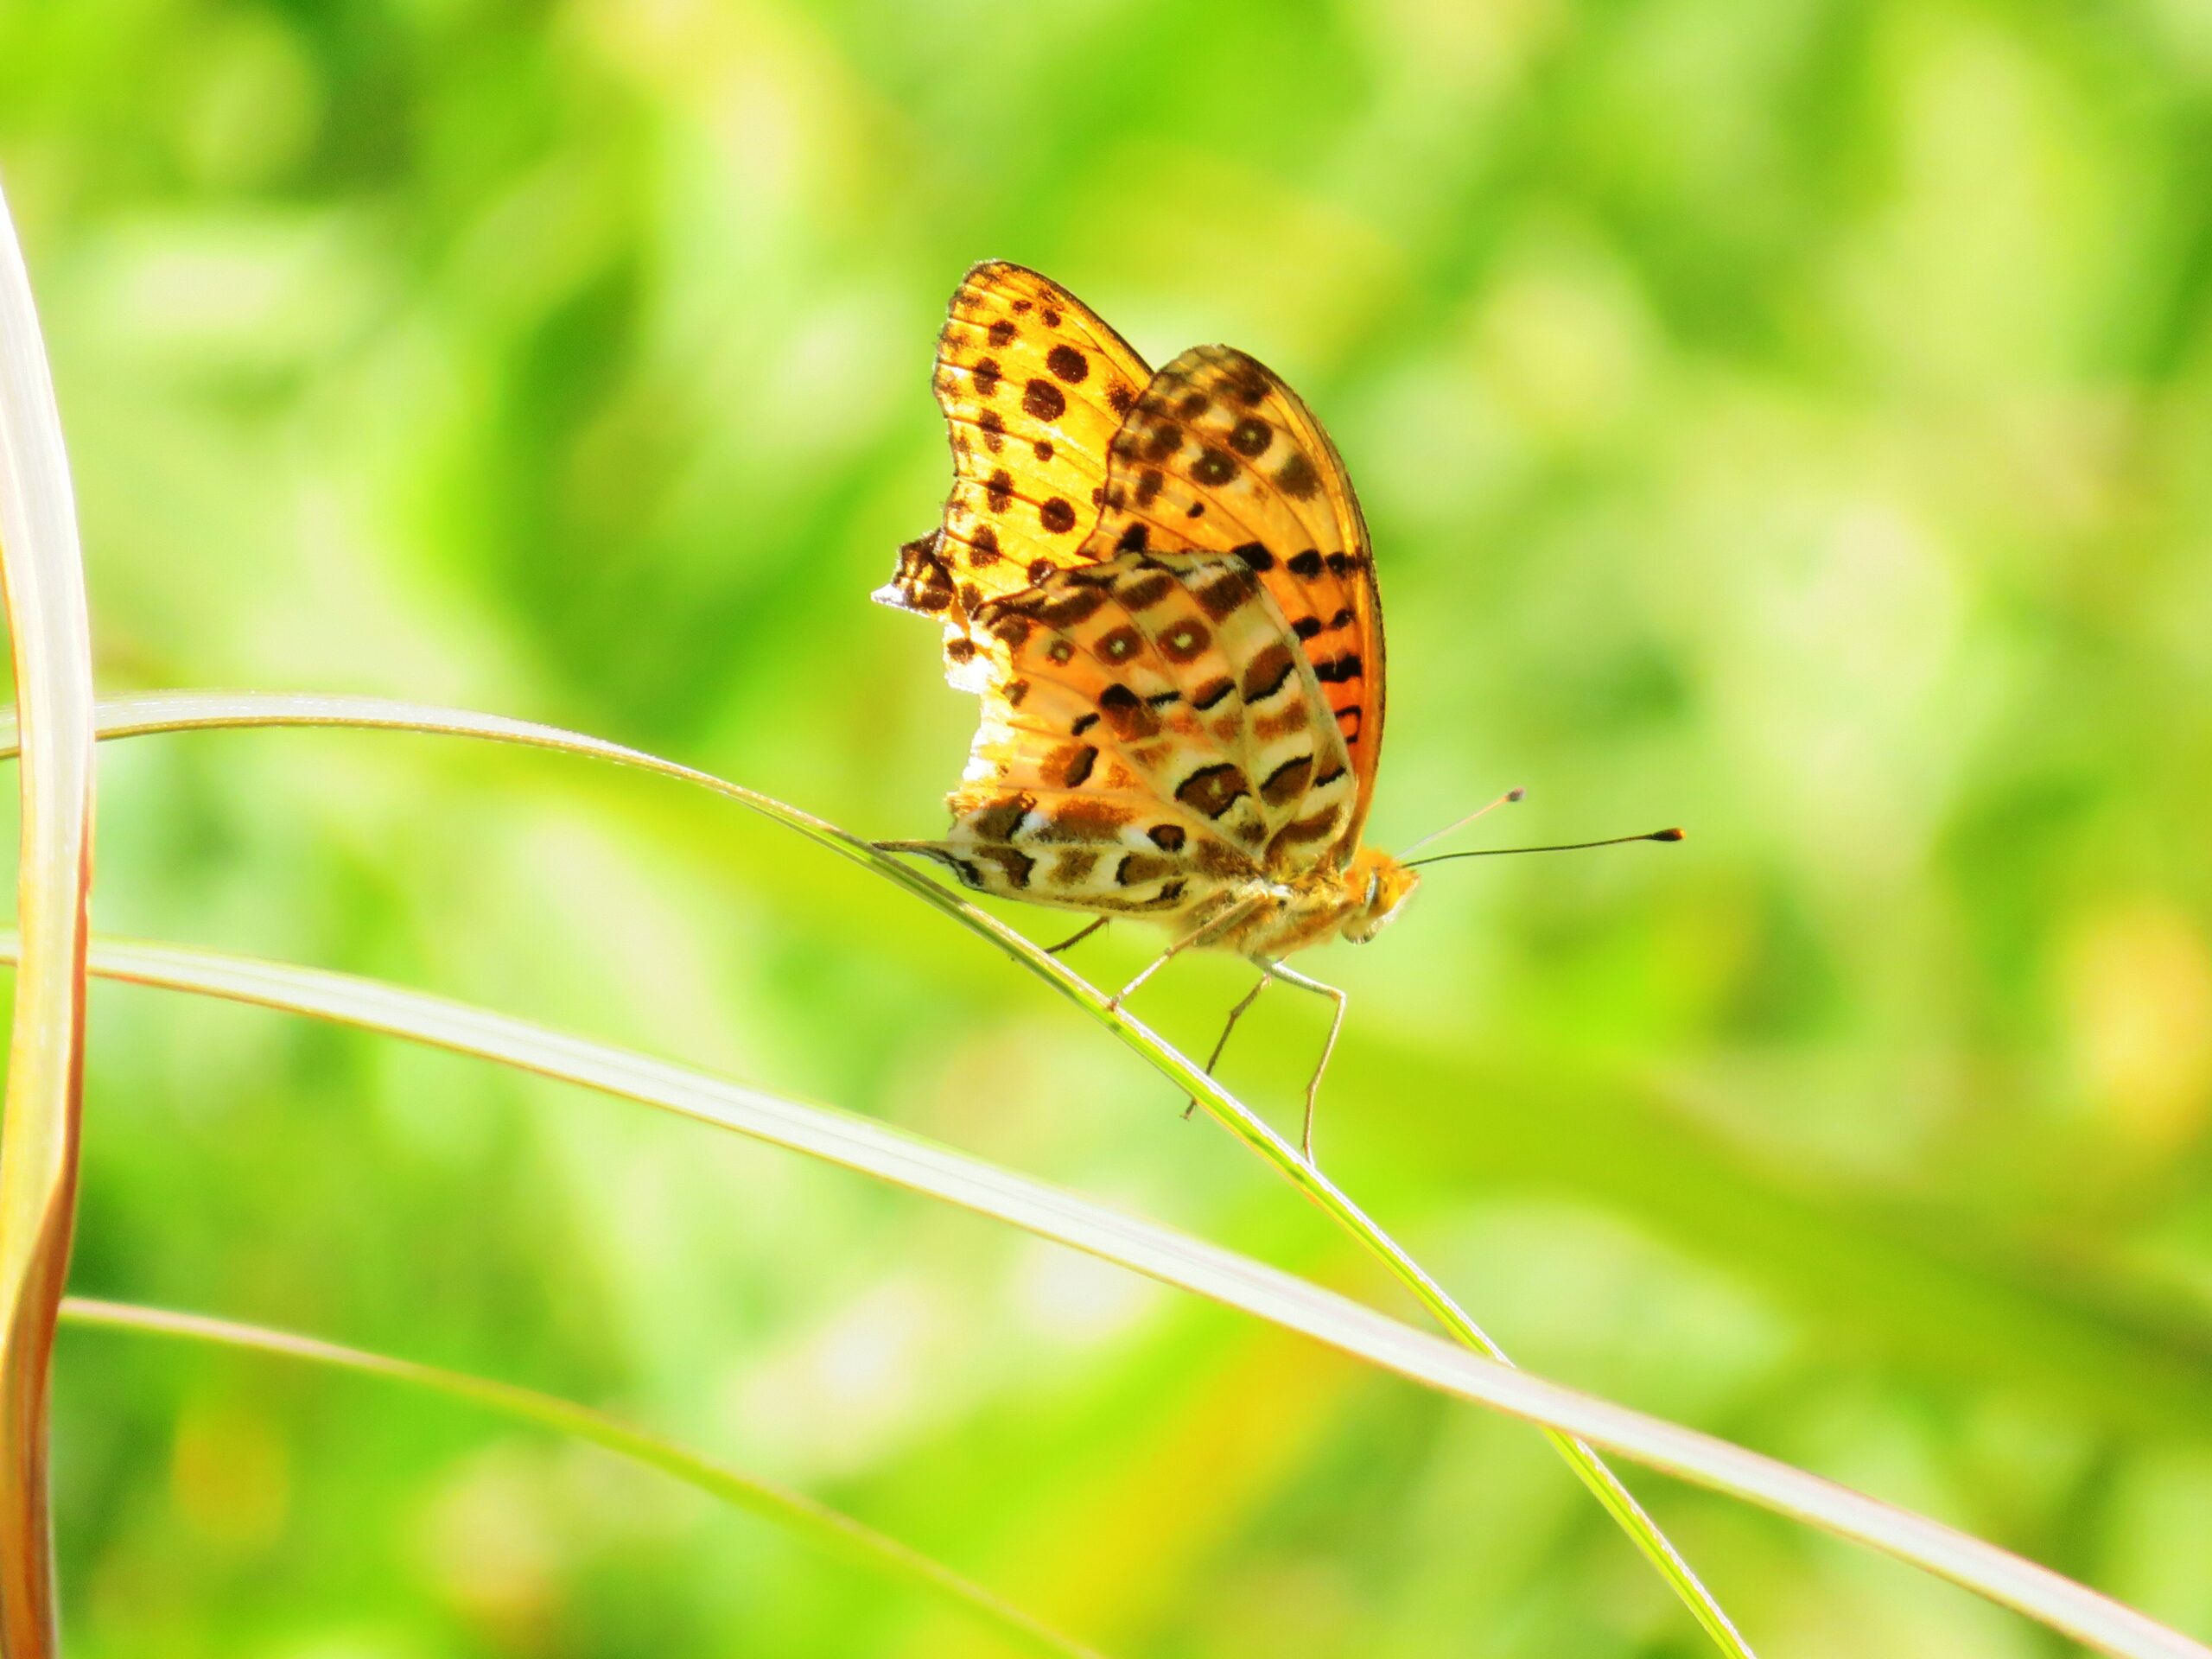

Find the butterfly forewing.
xmin=1083 ymin=345 xmax=1387 ymax=858
xmin=874 ymin=262 xmax=1151 ymax=669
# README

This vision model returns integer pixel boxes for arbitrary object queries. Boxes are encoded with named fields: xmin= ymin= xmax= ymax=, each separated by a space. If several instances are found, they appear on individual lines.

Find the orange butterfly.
xmin=875 ymin=263 xmax=1667 ymax=1160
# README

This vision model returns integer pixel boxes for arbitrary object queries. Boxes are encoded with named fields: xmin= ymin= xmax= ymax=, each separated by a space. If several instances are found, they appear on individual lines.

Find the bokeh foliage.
xmin=3 ymin=0 xmax=2209 ymax=1653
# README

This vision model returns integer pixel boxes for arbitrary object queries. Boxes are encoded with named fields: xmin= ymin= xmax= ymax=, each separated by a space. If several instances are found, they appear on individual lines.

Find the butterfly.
xmin=874 ymin=264 xmax=1681 ymax=1160
xmin=867 ymin=261 xmax=1416 ymax=1164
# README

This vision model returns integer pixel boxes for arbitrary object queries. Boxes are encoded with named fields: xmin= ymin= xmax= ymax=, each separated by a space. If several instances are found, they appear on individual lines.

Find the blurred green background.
xmin=3 ymin=0 xmax=2210 ymax=1653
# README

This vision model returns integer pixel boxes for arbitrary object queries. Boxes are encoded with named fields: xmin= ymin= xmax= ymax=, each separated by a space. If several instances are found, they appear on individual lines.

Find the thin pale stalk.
xmin=58 ymin=1298 xmax=1105 ymax=1659
xmin=4 ymin=931 xmax=2202 ymax=1659
xmin=0 ymin=690 xmax=1748 ymax=1651
xmin=0 ymin=183 xmax=96 ymax=1656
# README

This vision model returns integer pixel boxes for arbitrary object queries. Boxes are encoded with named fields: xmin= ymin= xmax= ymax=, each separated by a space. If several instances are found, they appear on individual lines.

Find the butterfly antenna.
xmin=1406 ymin=827 xmax=1684 ymax=868
xmin=1395 ymin=786 xmax=1528 ymax=861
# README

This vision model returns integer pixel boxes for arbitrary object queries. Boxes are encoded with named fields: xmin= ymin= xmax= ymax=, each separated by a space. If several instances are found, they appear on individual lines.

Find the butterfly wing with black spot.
xmin=1084 ymin=345 xmax=1387 ymax=861
xmin=876 ymin=549 xmax=1353 ymax=916
xmin=874 ymin=263 xmax=1151 ymax=677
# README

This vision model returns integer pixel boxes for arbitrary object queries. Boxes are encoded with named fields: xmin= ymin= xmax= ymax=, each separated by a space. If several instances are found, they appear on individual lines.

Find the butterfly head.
xmin=1340 ymin=847 xmax=1421 ymax=945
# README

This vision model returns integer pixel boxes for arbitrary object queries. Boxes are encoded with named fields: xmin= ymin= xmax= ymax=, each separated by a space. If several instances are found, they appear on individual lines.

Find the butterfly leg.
xmin=1183 ymin=969 xmax=1272 ymax=1121
xmin=1043 ymin=918 xmax=1109 ymax=956
xmin=1106 ymin=894 xmax=1268 ymax=1014
xmin=1265 ymin=963 xmax=1347 ymax=1165
xmin=1107 ymin=937 xmax=1191 ymax=1011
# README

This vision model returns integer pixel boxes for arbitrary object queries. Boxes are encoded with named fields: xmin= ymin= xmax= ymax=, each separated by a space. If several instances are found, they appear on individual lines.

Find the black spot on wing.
xmin=1174 ymin=763 xmax=1250 ymax=819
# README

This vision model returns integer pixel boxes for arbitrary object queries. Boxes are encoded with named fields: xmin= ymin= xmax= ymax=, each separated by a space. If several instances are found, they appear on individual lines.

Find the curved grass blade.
xmin=59 ymin=1297 xmax=1106 ymax=1659
xmin=0 ymin=690 xmax=1750 ymax=1655
xmin=7 ymin=931 xmax=2202 ymax=1659
xmin=0 ymin=180 xmax=98 ymax=1656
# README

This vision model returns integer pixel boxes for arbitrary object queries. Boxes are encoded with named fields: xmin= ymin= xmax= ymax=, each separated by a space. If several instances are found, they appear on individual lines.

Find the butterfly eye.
xmin=1364 ymin=873 xmax=1380 ymax=908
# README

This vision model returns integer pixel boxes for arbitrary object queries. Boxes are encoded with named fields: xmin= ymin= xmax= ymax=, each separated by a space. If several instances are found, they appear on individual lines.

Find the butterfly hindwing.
xmin=1084 ymin=345 xmax=1387 ymax=858
xmin=874 ymin=262 xmax=1151 ymax=671
xmin=878 ymin=549 xmax=1357 ymax=911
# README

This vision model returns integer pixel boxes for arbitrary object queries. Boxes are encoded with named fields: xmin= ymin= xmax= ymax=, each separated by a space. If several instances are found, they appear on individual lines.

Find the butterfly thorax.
xmin=1209 ymin=847 xmax=1421 ymax=961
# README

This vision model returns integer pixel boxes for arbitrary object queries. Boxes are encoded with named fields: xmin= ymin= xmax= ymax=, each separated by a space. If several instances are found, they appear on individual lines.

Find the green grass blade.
xmin=0 ymin=690 xmax=1750 ymax=1654
xmin=8 ymin=928 xmax=2203 ymax=1659
xmin=58 ymin=1297 xmax=1108 ymax=1659
xmin=0 ymin=181 xmax=98 ymax=1657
